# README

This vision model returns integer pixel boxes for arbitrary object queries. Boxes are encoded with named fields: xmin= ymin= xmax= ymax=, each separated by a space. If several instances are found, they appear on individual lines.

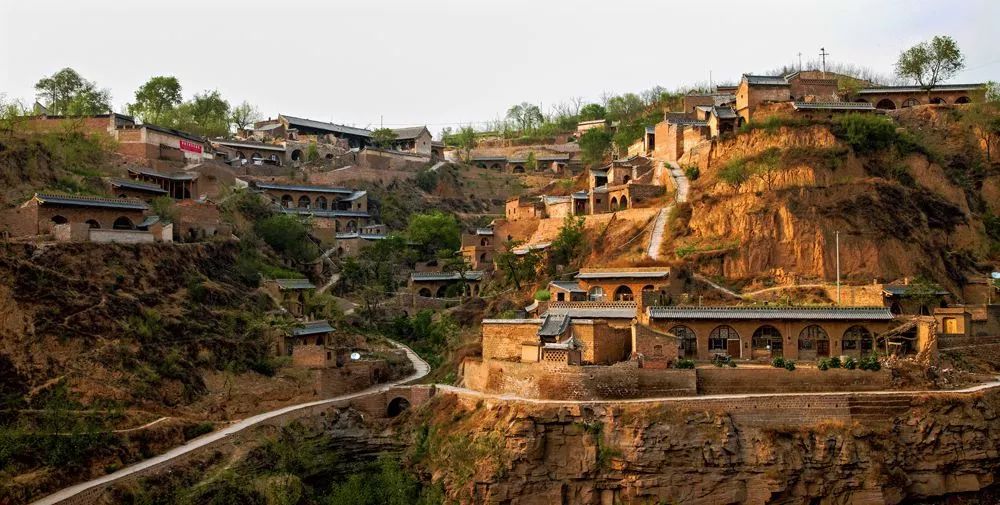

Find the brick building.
xmin=335 ymin=228 xmax=388 ymax=257
xmin=856 ymin=83 xmax=986 ymax=109
xmin=262 ymin=278 xmax=316 ymax=318
xmin=252 ymin=181 xmax=372 ymax=232
xmin=282 ymin=320 xmax=335 ymax=357
xmin=109 ymin=178 xmax=169 ymax=200
xmin=2 ymin=193 xmax=149 ymax=237
xmin=460 ymin=228 xmax=497 ymax=271
xmin=645 ymin=306 xmax=895 ymax=361
xmin=390 ymin=126 xmax=433 ymax=156
xmin=409 ymin=270 xmax=485 ymax=298
xmin=573 ymin=267 xmax=681 ymax=302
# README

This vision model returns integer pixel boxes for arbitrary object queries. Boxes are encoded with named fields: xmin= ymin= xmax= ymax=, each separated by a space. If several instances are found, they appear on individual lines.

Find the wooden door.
xmin=817 ymin=340 xmax=830 ymax=358
xmin=727 ymin=339 xmax=741 ymax=358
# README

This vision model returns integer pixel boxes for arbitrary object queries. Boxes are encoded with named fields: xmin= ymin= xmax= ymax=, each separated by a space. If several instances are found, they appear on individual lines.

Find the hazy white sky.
xmin=2 ymin=0 xmax=997 ymax=137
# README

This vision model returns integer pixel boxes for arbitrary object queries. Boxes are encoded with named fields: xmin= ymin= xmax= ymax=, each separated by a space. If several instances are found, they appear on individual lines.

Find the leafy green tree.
xmin=606 ymin=93 xmax=644 ymax=121
xmin=895 ymin=35 xmax=965 ymax=96
xmin=371 ymin=127 xmax=398 ymax=149
xmin=495 ymin=240 xmax=541 ymax=290
xmin=548 ymin=215 xmax=586 ymax=273
xmin=127 ymin=76 xmax=182 ymax=124
xmin=719 ymin=159 xmax=750 ymax=192
xmin=506 ymin=102 xmax=544 ymax=133
xmin=0 ymin=94 xmax=28 ymax=135
xmin=834 ymin=114 xmax=898 ymax=153
xmin=406 ymin=211 xmax=460 ymax=257
xmin=34 ymin=68 xmax=111 ymax=115
xmin=456 ymin=125 xmax=477 ymax=161
xmin=149 ymin=196 xmax=178 ymax=223
xmin=525 ymin=151 xmax=538 ymax=171
xmin=613 ymin=121 xmax=645 ymax=153
xmin=579 ymin=103 xmax=606 ymax=121
xmin=578 ymin=128 xmax=613 ymax=165
xmin=749 ymin=147 xmax=784 ymax=191
xmin=962 ymin=102 xmax=1000 ymax=162
xmin=254 ymin=214 xmax=319 ymax=263
xmin=165 ymin=89 xmax=231 ymax=137
xmin=229 ymin=100 xmax=261 ymax=131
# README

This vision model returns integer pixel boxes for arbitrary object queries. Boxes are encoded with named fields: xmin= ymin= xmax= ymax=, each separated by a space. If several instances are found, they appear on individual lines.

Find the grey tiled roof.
xmin=537 ymin=314 xmax=570 ymax=337
xmin=110 ymin=178 xmax=168 ymax=194
xmin=792 ymin=101 xmax=875 ymax=111
xmin=34 ymin=193 xmax=148 ymax=211
xmin=128 ymin=167 xmax=198 ymax=181
xmin=666 ymin=118 xmax=709 ymax=127
xmin=136 ymin=215 xmax=160 ymax=228
xmin=280 ymin=114 xmax=372 ymax=137
xmin=281 ymin=208 xmax=370 ymax=218
xmin=544 ymin=303 xmax=637 ymax=320
xmin=273 ymin=278 xmax=316 ymax=290
xmin=571 ymin=191 xmax=589 ymax=199
xmin=549 ymin=281 xmax=585 ymax=293
xmin=410 ymin=271 xmax=485 ymax=282
xmin=713 ymin=106 xmax=739 ymax=119
xmin=576 ymin=270 xmax=670 ymax=280
xmin=882 ymin=284 xmax=949 ymax=296
xmin=857 ymin=83 xmax=984 ymax=94
xmin=335 ymin=232 xmax=386 ymax=240
xmin=342 ymin=190 xmax=367 ymax=202
xmin=647 ymin=306 xmax=895 ymax=321
xmin=291 ymin=320 xmax=334 ymax=336
xmin=213 ymin=139 xmax=286 ymax=151
xmin=744 ymin=74 xmax=790 ymax=86
xmin=470 ymin=155 xmax=507 ymax=161
xmin=254 ymin=182 xmax=354 ymax=194
xmin=390 ymin=126 xmax=430 ymax=140
xmin=475 ymin=227 xmax=494 ymax=236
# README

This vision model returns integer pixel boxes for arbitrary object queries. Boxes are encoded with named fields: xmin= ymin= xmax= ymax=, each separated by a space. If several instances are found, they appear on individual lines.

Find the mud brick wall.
xmin=88 ymin=229 xmax=155 ymax=244
xmin=696 ymin=367 xmax=892 ymax=395
xmin=482 ymin=322 xmax=540 ymax=361
xmin=626 ymin=183 xmax=666 ymax=202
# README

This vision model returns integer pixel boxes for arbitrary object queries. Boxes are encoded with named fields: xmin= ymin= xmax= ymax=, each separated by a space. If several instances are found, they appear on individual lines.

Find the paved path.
xmin=429 ymin=161 xmax=447 ymax=172
xmin=692 ymin=272 xmax=742 ymax=299
xmin=435 ymin=376 xmax=1000 ymax=406
xmin=646 ymin=161 xmax=689 ymax=260
xmin=31 ymin=340 xmax=429 ymax=505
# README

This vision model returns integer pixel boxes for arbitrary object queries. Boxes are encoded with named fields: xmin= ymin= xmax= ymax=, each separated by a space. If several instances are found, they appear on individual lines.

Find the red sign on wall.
xmin=179 ymin=140 xmax=203 ymax=154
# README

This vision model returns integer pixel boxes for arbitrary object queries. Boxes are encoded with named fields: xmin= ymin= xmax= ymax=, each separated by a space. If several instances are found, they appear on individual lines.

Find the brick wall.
xmin=293 ymin=345 xmax=332 ymax=368
xmin=89 ymin=229 xmax=156 ymax=244
xmin=696 ymin=367 xmax=892 ymax=395
xmin=482 ymin=321 xmax=541 ymax=361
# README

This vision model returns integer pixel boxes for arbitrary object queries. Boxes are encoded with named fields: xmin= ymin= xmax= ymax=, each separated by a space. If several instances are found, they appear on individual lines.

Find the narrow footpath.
xmin=31 ymin=340 xmax=430 ymax=505
xmin=646 ymin=161 xmax=689 ymax=260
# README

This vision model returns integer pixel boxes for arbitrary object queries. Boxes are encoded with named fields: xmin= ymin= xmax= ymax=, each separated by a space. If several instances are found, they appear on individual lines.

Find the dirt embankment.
xmin=672 ymin=109 xmax=998 ymax=294
xmin=405 ymin=390 xmax=1000 ymax=504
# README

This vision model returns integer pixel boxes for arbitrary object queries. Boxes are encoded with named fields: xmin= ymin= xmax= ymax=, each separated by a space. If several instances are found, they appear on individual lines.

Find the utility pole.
xmin=709 ymin=70 xmax=713 ymax=91
xmin=797 ymin=52 xmax=802 ymax=72
xmin=819 ymin=47 xmax=830 ymax=75
xmin=836 ymin=230 xmax=841 ymax=305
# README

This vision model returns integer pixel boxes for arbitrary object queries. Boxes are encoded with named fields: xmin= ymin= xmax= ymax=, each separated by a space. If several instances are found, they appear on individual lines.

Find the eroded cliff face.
xmin=408 ymin=391 xmax=1000 ymax=505
xmin=674 ymin=121 xmax=990 ymax=291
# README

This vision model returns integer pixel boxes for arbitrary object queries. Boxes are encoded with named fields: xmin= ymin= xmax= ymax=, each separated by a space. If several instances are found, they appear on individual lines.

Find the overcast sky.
xmin=2 ymin=0 xmax=997 ymax=137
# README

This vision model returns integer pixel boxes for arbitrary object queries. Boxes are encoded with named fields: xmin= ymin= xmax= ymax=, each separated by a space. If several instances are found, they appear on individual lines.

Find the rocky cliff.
xmin=407 ymin=390 xmax=1000 ymax=504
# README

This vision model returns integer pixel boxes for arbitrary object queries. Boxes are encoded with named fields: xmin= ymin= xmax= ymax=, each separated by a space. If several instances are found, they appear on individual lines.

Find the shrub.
xmin=533 ymin=289 xmax=551 ymax=301
xmin=859 ymin=353 xmax=882 ymax=371
xmin=414 ymin=169 xmax=439 ymax=192
xmin=183 ymin=422 xmax=215 ymax=440
xmin=711 ymin=354 xmax=736 ymax=368
xmin=770 ymin=356 xmax=786 ymax=368
xmin=843 ymin=356 xmax=858 ymax=370
xmin=783 ymin=360 xmax=796 ymax=371
xmin=817 ymin=358 xmax=830 ymax=371
xmin=829 ymin=356 xmax=842 ymax=368
xmin=833 ymin=114 xmax=898 ymax=153
xmin=683 ymin=165 xmax=700 ymax=181
xmin=718 ymin=158 xmax=750 ymax=190
xmin=674 ymin=358 xmax=695 ymax=369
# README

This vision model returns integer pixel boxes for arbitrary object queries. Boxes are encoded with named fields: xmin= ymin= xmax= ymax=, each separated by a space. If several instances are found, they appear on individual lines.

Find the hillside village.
xmin=3 ymin=32 xmax=1000 ymax=505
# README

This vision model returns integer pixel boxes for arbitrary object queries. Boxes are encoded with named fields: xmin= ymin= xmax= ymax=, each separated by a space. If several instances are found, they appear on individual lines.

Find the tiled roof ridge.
xmin=35 ymin=192 xmax=147 ymax=205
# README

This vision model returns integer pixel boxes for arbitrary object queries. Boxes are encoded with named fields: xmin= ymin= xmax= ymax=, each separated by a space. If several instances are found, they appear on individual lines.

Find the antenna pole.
xmin=836 ymin=230 xmax=841 ymax=305
xmin=819 ymin=47 xmax=830 ymax=75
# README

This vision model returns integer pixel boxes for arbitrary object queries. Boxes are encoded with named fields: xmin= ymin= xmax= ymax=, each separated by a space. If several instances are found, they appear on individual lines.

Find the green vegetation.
xmin=859 ymin=353 xmax=882 ymax=371
xmin=388 ymin=310 xmax=458 ymax=370
xmin=127 ymin=75 xmax=182 ymax=124
xmin=843 ymin=356 xmax=858 ymax=370
xmin=34 ymin=67 xmax=111 ymax=115
xmin=578 ymin=128 xmax=613 ymax=165
xmin=338 ymin=235 xmax=413 ymax=319
xmin=371 ymin=127 xmax=398 ymax=149
xmin=406 ymin=211 xmax=461 ymax=258
xmin=414 ymin=168 xmax=439 ymax=192
xmin=783 ymin=359 xmax=796 ymax=371
xmin=739 ymin=115 xmax=815 ymax=135
xmin=547 ymin=215 xmax=586 ymax=274
xmin=673 ymin=358 xmax=695 ymax=369
xmin=718 ymin=158 xmax=751 ymax=191
xmin=675 ymin=239 xmax=739 ymax=259
xmin=494 ymin=240 xmax=542 ymax=290
xmin=229 ymin=100 xmax=261 ymax=131
xmin=895 ymin=35 xmax=965 ymax=92
xmin=579 ymin=103 xmax=606 ymax=121
xmin=255 ymin=214 xmax=320 ymax=263
xmin=533 ymin=289 xmax=551 ymax=301
xmin=712 ymin=354 xmax=737 ymax=367
xmin=833 ymin=114 xmax=900 ymax=153
xmin=683 ymin=165 xmax=700 ymax=181
xmin=770 ymin=356 xmax=785 ymax=368
xmin=149 ymin=196 xmax=178 ymax=223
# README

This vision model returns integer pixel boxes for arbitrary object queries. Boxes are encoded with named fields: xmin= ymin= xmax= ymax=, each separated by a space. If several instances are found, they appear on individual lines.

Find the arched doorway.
xmin=386 ymin=397 xmax=411 ymax=417
xmin=113 ymin=216 xmax=135 ymax=230
xmin=752 ymin=325 xmax=782 ymax=359
xmin=336 ymin=246 xmax=344 ymax=256
xmin=587 ymin=286 xmax=604 ymax=301
xmin=610 ymin=197 xmax=619 ymax=210
xmin=490 ymin=163 xmax=501 ymax=170
xmin=798 ymin=325 xmax=830 ymax=360
xmin=291 ymin=149 xmax=303 ymax=162
xmin=670 ymin=325 xmax=697 ymax=359
xmin=251 ymin=152 xmax=262 ymax=162
xmin=315 ymin=196 xmax=328 ymax=210
xmin=280 ymin=195 xmax=293 ymax=208
xmin=297 ymin=195 xmax=311 ymax=208
xmin=479 ymin=252 xmax=487 ymax=263
xmin=51 ymin=215 xmax=68 ymax=225
xmin=613 ymin=285 xmax=633 ymax=301
xmin=902 ymin=98 xmax=919 ymax=108
xmin=955 ymin=96 xmax=971 ymax=104
xmin=85 ymin=219 xmax=100 ymax=229
xmin=842 ymin=325 xmax=873 ymax=357
xmin=418 ymin=287 xmax=432 ymax=297
xmin=513 ymin=165 xmax=525 ymax=173
xmin=623 ymin=175 xmax=631 ymax=184
xmin=619 ymin=195 xmax=628 ymax=209
xmin=346 ymin=220 xmax=358 ymax=233
xmin=709 ymin=325 xmax=741 ymax=357
xmin=435 ymin=285 xmax=448 ymax=298
xmin=476 ymin=163 xmax=487 ymax=169
xmin=876 ymin=99 xmax=896 ymax=110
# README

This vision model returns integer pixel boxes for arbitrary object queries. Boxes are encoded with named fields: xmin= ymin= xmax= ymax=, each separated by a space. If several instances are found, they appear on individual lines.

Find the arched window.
xmin=620 ymin=195 xmax=628 ymax=208
xmin=113 ymin=216 xmax=135 ymax=230
xmin=752 ymin=325 xmax=782 ymax=355
xmin=280 ymin=195 xmax=293 ymax=208
xmin=315 ymin=196 xmax=328 ymax=210
xmin=481 ymin=237 xmax=490 ymax=246
xmin=346 ymin=220 xmax=358 ymax=233
xmin=954 ymin=96 xmax=972 ymax=104
xmin=85 ymin=219 xmax=100 ymax=229
xmin=798 ymin=325 xmax=830 ymax=358
xmin=51 ymin=215 xmax=68 ymax=225
xmin=641 ymin=284 xmax=655 ymax=292
xmin=237 ymin=151 xmax=246 ymax=159
xmin=875 ymin=99 xmax=896 ymax=110
xmin=623 ymin=175 xmax=631 ymax=184
xmin=251 ymin=152 xmax=262 ymax=161
xmin=335 ymin=221 xmax=340 ymax=232
xmin=670 ymin=325 xmax=697 ymax=358
xmin=842 ymin=325 xmax=873 ymax=353
xmin=477 ymin=163 xmax=487 ymax=169
xmin=942 ymin=317 xmax=959 ymax=334
xmin=587 ymin=286 xmax=604 ymax=301
xmin=613 ymin=285 xmax=633 ymax=301
xmin=902 ymin=98 xmax=919 ymax=108
xmin=513 ymin=165 xmax=525 ymax=173
xmin=708 ymin=325 xmax=739 ymax=353
xmin=929 ymin=97 xmax=946 ymax=105
xmin=269 ymin=154 xmax=279 ymax=161
xmin=297 ymin=195 xmax=311 ymax=208
xmin=418 ymin=287 xmax=432 ymax=297
xmin=490 ymin=163 xmax=501 ymax=170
